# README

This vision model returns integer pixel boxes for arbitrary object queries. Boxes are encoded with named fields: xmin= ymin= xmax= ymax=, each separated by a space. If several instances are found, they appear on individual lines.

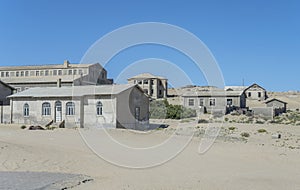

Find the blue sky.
xmin=0 ymin=0 xmax=299 ymax=91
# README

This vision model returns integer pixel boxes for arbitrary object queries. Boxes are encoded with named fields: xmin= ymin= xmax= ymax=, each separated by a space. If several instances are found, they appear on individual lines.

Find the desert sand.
xmin=0 ymin=122 xmax=300 ymax=190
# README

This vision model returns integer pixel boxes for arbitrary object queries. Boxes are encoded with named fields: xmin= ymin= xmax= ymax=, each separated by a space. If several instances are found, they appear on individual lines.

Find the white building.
xmin=8 ymin=84 xmax=149 ymax=129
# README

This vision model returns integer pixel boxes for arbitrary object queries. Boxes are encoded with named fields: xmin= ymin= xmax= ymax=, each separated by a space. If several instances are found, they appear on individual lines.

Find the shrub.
xmin=228 ymin=126 xmax=236 ymax=131
xmin=257 ymin=129 xmax=267 ymax=133
xmin=150 ymin=100 xmax=196 ymax=120
xmin=20 ymin=125 xmax=26 ymax=129
xmin=241 ymin=132 xmax=250 ymax=138
xmin=198 ymin=119 xmax=209 ymax=124
xmin=256 ymin=120 xmax=265 ymax=124
xmin=224 ymin=117 xmax=229 ymax=122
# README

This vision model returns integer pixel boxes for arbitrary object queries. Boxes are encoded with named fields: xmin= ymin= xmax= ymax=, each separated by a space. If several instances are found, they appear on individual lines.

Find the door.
xmin=55 ymin=101 xmax=62 ymax=122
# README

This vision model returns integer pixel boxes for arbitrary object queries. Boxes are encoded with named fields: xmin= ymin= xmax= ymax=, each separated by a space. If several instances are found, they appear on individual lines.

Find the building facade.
xmin=128 ymin=73 xmax=167 ymax=99
xmin=244 ymin=83 xmax=267 ymax=101
xmin=0 ymin=60 xmax=113 ymax=92
xmin=182 ymin=87 xmax=246 ymax=114
xmin=8 ymin=84 xmax=149 ymax=129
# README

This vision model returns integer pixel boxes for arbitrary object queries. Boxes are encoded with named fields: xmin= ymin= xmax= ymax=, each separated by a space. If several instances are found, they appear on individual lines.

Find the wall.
xmin=0 ymin=83 xmax=13 ymax=105
xmin=251 ymin=107 xmax=274 ymax=119
xmin=0 ymin=105 xmax=11 ymax=124
xmin=116 ymin=86 xmax=149 ymax=129
xmin=83 ymin=95 xmax=117 ymax=128
xmin=11 ymin=97 xmax=81 ymax=127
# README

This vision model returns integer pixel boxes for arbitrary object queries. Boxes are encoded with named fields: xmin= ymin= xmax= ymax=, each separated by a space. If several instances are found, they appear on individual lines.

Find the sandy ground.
xmin=0 ymin=122 xmax=300 ymax=190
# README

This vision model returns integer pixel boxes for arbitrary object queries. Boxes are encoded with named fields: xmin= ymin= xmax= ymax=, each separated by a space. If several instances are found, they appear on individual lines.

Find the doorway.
xmin=55 ymin=101 xmax=62 ymax=122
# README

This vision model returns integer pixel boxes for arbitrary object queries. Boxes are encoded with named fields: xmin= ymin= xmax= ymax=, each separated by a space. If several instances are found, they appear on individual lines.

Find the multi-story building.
xmin=127 ymin=73 xmax=168 ymax=99
xmin=0 ymin=60 xmax=113 ymax=92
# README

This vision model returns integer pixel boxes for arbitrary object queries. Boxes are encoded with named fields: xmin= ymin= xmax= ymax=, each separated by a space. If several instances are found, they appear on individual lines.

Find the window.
xmin=159 ymin=80 xmax=162 ymax=85
xmin=96 ymin=101 xmax=103 ymax=116
xmin=150 ymin=80 xmax=154 ymax=85
xmin=25 ymin=71 xmax=29 ymax=76
xmin=227 ymin=99 xmax=233 ymax=106
xmin=135 ymin=107 xmax=140 ymax=120
xmin=24 ymin=103 xmax=29 ymax=117
xmin=42 ymin=102 xmax=51 ymax=116
xmin=199 ymin=98 xmax=204 ymax=106
xmin=138 ymin=80 xmax=142 ymax=84
xmin=143 ymin=80 xmax=148 ymax=84
xmin=16 ymin=71 xmax=19 ymax=77
xmin=248 ymin=92 xmax=251 ymax=97
xmin=20 ymin=71 xmax=24 ymax=77
xmin=73 ymin=69 xmax=77 ymax=75
xmin=53 ymin=70 xmax=57 ymax=76
xmin=1 ymin=72 xmax=4 ymax=77
xmin=150 ymin=89 xmax=153 ymax=95
xmin=66 ymin=102 xmax=75 ymax=115
xmin=79 ymin=69 xmax=83 ymax=75
xmin=188 ymin=99 xmax=195 ymax=106
xmin=58 ymin=70 xmax=62 ymax=75
xmin=159 ymin=90 xmax=162 ymax=95
xmin=209 ymin=98 xmax=216 ymax=106
xmin=40 ymin=70 xmax=44 ymax=76
xmin=258 ymin=92 xmax=261 ymax=98
xmin=5 ymin=72 xmax=9 ymax=77
xmin=45 ymin=70 xmax=49 ymax=76
xmin=68 ymin=70 xmax=72 ymax=75
xmin=36 ymin=71 xmax=40 ymax=76
xmin=144 ymin=89 xmax=148 ymax=94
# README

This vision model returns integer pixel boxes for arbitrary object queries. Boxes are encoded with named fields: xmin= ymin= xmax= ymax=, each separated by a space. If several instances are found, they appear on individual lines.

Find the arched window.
xmin=96 ymin=101 xmax=103 ymax=116
xmin=42 ymin=102 xmax=51 ymax=116
xmin=24 ymin=103 xmax=29 ymax=117
xmin=66 ymin=102 xmax=75 ymax=115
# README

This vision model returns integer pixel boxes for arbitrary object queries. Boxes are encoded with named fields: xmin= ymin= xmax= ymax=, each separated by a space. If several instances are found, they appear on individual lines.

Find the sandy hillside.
xmin=0 ymin=123 xmax=300 ymax=190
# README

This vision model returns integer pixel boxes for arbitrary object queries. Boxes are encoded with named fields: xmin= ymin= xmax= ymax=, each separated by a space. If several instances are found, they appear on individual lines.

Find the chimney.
xmin=57 ymin=78 xmax=62 ymax=88
xmin=64 ymin=60 xmax=70 ymax=68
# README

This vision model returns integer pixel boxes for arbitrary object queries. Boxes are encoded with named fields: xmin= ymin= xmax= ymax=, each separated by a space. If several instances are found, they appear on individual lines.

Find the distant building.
xmin=182 ymin=86 xmax=246 ymax=114
xmin=0 ymin=60 xmax=113 ymax=92
xmin=127 ymin=73 xmax=168 ymax=99
xmin=8 ymin=84 xmax=149 ymax=129
xmin=244 ymin=83 xmax=267 ymax=101
xmin=266 ymin=98 xmax=287 ymax=116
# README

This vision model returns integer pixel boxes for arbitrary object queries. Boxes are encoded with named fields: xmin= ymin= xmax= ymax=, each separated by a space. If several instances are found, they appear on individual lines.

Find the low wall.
xmin=251 ymin=107 xmax=274 ymax=119
xmin=0 ymin=105 xmax=11 ymax=124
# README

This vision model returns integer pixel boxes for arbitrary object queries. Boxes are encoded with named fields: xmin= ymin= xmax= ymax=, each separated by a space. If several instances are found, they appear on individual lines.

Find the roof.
xmin=182 ymin=88 xmax=244 ymax=97
xmin=0 ymin=62 xmax=98 ymax=71
xmin=0 ymin=80 xmax=15 ymax=90
xmin=8 ymin=84 xmax=137 ymax=98
xmin=128 ymin=73 xmax=167 ymax=80
xmin=225 ymin=86 xmax=247 ymax=91
xmin=244 ymin=83 xmax=266 ymax=91
xmin=0 ymin=75 xmax=82 ymax=84
xmin=265 ymin=98 xmax=287 ymax=105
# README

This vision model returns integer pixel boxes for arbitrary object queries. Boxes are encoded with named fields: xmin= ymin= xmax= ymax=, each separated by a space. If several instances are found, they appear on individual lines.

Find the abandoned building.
xmin=8 ymin=84 xmax=149 ymax=129
xmin=182 ymin=86 xmax=246 ymax=115
xmin=127 ymin=73 xmax=168 ymax=99
xmin=0 ymin=60 xmax=113 ymax=92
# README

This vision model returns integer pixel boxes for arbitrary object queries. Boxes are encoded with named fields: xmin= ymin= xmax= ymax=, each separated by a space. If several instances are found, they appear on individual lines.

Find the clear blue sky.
xmin=0 ymin=0 xmax=299 ymax=91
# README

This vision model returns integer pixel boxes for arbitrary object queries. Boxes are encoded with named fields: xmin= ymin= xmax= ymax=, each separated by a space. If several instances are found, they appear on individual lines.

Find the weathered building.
xmin=182 ymin=87 xmax=246 ymax=114
xmin=0 ymin=80 xmax=15 ymax=123
xmin=0 ymin=60 xmax=113 ymax=92
xmin=244 ymin=83 xmax=267 ymax=101
xmin=8 ymin=84 xmax=149 ymax=129
xmin=128 ymin=73 xmax=167 ymax=99
xmin=266 ymin=98 xmax=287 ymax=116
